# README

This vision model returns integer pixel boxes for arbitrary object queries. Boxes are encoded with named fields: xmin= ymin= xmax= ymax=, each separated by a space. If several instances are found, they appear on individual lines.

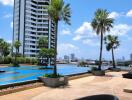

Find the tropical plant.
xmin=2 ymin=42 xmax=10 ymax=57
xmin=47 ymin=0 xmax=71 ymax=75
xmin=38 ymin=37 xmax=48 ymax=65
xmin=0 ymin=39 xmax=4 ymax=55
xmin=14 ymin=41 xmax=21 ymax=55
xmin=91 ymin=9 xmax=114 ymax=70
xmin=104 ymin=35 xmax=120 ymax=68
xmin=31 ymin=58 xmax=38 ymax=65
xmin=39 ymin=48 xmax=48 ymax=65
xmin=0 ymin=38 xmax=10 ymax=57
xmin=39 ymin=48 xmax=56 ymax=66
xmin=48 ymin=48 xmax=56 ymax=58
xmin=38 ymin=37 xmax=48 ymax=48
xmin=13 ymin=41 xmax=21 ymax=66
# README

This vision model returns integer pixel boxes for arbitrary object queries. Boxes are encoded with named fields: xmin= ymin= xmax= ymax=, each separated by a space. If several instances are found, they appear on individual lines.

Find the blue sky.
xmin=0 ymin=0 xmax=132 ymax=60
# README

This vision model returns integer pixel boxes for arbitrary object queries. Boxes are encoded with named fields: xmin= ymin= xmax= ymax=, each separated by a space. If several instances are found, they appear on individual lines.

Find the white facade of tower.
xmin=13 ymin=0 xmax=56 ymax=58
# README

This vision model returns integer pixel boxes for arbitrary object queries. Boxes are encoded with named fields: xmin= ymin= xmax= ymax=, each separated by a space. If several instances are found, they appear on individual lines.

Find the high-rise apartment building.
xmin=13 ymin=0 xmax=56 ymax=58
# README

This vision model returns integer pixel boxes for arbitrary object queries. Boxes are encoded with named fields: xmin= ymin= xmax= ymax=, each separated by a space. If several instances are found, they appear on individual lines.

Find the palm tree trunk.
xmin=53 ymin=21 xmax=58 ymax=75
xmin=112 ymin=47 xmax=116 ymax=68
xmin=98 ymin=30 xmax=103 ymax=70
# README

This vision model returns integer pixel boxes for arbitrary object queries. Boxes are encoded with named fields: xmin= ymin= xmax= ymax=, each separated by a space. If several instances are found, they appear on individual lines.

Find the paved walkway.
xmin=0 ymin=72 xmax=132 ymax=100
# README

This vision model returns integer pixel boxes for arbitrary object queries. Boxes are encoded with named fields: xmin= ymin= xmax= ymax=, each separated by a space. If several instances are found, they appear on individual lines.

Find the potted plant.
xmin=91 ymin=9 xmax=114 ymax=75
xmin=91 ymin=67 xmax=105 ymax=76
xmin=37 ymin=0 xmax=71 ymax=87
xmin=38 ymin=74 xmax=68 ymax=87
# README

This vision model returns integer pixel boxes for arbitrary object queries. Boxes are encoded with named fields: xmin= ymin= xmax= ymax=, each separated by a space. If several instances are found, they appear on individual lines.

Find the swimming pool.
xmin=0 ymin=64 xmax=90 ymax=86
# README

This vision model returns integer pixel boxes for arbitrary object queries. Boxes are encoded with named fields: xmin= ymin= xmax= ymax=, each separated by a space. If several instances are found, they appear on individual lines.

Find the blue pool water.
xmin=0 ymin=64 xmax=89 ymax=86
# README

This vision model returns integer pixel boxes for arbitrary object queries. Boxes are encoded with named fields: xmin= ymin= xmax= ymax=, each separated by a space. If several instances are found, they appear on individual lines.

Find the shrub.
xmin=31 ymin=58 xmax=37 ymax=65
xmin=0 ymin=57 xmax=4 ymax=64
xmin=3 ymin=56 xmax=12 ymax=64
xmin=91 ymin=67 xmax=98 ymax=71
xmin=44 ymin=74 xmax=63 ymax=78
xmin=18 ymin=57 xmax=25 ymax=64
xmin=12 ymin=62 xmax=20 ymax=67
xmin=0 ymin=56 xmax=12 ymax=64
xmin=11 ymin=57 xmax=15 ymax=63
xmin=0 ymin=56 xmax=38 ymax=65
xmin=25 ymin=58 xmax=31 ymax=63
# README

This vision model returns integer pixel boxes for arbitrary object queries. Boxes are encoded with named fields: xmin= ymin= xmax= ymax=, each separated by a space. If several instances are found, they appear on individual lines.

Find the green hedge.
xmin=0 ymin=56 xmax=38 ymax=65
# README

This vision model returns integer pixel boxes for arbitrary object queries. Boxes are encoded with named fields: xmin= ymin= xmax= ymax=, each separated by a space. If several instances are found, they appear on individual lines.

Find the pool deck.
xmin=0 ymin=71 xmax=132 ymax=100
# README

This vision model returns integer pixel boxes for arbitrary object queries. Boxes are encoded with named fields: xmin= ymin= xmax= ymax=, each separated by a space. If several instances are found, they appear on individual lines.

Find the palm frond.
xmin=47 ymin=0 xmax=71 ymax=24
xmin=104 ymin=35 xmax=120 ymax=51
xmin=91 ymin=9 xmax=114 ymax=35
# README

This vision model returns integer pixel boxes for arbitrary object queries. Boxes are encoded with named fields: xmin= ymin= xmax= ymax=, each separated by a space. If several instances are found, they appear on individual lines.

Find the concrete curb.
xmin=0 ymin=83 xmax=44 ymax=96
xmin=124 ymin=87 xmax=132 ymax=93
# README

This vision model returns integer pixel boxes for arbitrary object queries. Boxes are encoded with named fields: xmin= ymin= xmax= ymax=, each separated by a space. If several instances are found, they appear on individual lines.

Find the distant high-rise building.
xmin=122 ymin=56 xmax=125 ymax=61
xmin=13 ymin=0 xmax=56 ymax=58
xmin=130 ymin=54 xmax=132 ymax=61
xmin=64 ymin=55 xmax=70 ymax=63
xmin=71 ymin=53 xmax=75 ymax=61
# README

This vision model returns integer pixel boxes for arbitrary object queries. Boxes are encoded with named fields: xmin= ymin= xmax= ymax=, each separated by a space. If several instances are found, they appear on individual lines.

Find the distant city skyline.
xmin=0 ymin=0 xmax=132 ymax=60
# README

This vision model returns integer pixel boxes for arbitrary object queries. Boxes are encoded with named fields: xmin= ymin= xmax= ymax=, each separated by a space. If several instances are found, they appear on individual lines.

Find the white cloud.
xmin=58 ymin=43 xmax=79 ymax=56
xmin=60 ymin=29 xmax=71 ymax=35
xmin=82 ymin=39 xmax=99 ymax=47
xmin=73 ymin=35 xmax=82 ymax=41
xmin=7 ymin=40 xmax=12 ymax=43
xmin=73 ymin=22 xmax=100 ymax=47
xmin=126 ymin=10 xmax=132 ymax=17
xmin=0 ymin=0 xmax=14 ymax=6
xmin=109 ymin=12 xmax=120 ymax=18
xmin=73 ymin=21 xmax=132 ymax=48
xmin=75 ymin=22 xmax=92 ymax=34
xmin=74 ymin=22 xmax=132 ymax=38
xmin=108 ymin=24 xmax=132 ymax=36
xmin=73 ymin=22 xmax=96 ymax=41
xmin=11 ymin=21 xmax=13 ymax=28
xmin=4 ymin=14 xmax=13 ymax=18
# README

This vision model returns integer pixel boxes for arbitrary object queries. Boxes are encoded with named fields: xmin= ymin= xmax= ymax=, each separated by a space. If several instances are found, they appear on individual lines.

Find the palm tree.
xmin=104 ymin=35 xmax=120 ymax=68
xmin=91 ymin=9 xmax=114 ymax=70
xmin=0 ymin=39 xmax=10 ymax=57
xmin=13 ymin=41 xmax=21 ymax=62
xmin=47 ymin=0 xmax=71 ymax=75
